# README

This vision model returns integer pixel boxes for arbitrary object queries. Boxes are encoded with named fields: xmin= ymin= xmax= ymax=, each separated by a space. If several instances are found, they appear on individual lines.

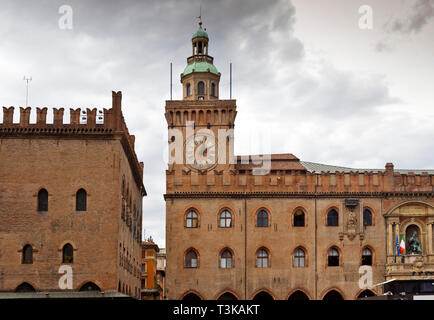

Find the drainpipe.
xmin=244 ymin=192 xmax=247 ymax=299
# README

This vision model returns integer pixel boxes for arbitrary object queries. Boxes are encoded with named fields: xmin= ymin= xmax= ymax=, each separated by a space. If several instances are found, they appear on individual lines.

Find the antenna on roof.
xmin=230 ymin=63 xmax=232 ymax=99
xmin=23 ymin=76 xmax=32 ymax=107
xmin=170 ymin=62 xmax=173 ymax=100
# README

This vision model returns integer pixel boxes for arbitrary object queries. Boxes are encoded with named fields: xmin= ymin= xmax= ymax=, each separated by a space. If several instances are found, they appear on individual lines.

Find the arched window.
xmin=257 ymin=210 xmax=269 ymax=227
xmin=185 ymin=249 xmax=198 ymax=268
xmin=37 ymin=188 xmax=48 ymax=211
xmin=198 ymin=81 xmax=205 ymax=95
xmin=294 ymin=209 xmax=305 ymax=227
xmin=361 ymin=247 xmax=372 ymax=266
xmin=62 ymin=243 xmax=74 ymax=263
xmin=22 ymin=245 xmax=33 ymax=264
xmin=185 ymin=210 xmax=199 ymax=228
xmin=328 ymin=247 xmax=339 ymax=266
xmin=327 ymin=209 xmax=338 ymax=226
xmin=256 ymin=248 xmax=269 ymax=268
xmin=186 ymin=83 xmax=191 ymax=96
xmin=76 ymin=188 xmax=87 ymax=211
xmin=211 ymin=83 xmax=216 ymax=96
xmin=220 ymin=249 xmax=233 ymax=268
xmin=294 ymin=247 xmax=306 ymax=267
xmin=363 ymin=209 xmax=372 ymax=226
xmin=219 ymin=210 xmax=232 ymax=228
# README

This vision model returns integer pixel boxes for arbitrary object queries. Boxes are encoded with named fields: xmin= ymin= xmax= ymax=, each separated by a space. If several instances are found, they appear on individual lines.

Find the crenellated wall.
xmin=166 ymin=162 xmax=434 ymax=194
xmin=0 ymin=91 xmax=144 ymax=189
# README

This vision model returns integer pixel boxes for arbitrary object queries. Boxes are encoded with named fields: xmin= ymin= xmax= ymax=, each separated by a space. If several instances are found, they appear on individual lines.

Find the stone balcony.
xmin=385 ymin=254 xmax=434 ymax=281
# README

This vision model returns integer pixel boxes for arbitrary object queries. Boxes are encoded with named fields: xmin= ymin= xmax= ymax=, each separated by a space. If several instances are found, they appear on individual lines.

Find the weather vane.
xmin=197 ymin=3 xmax=202 ymax=25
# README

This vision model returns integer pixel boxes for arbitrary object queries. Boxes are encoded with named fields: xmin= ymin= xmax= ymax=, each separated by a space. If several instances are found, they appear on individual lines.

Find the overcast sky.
xmin=1 ymin=0 xmax=433 ymax=247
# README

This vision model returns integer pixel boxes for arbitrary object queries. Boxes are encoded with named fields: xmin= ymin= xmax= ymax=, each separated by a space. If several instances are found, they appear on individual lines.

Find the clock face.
xmin=185 ymin=132 xmax=217 ymax=171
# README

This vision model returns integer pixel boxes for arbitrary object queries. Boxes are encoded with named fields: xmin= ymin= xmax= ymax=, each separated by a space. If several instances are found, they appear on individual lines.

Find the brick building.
xmin=0 ymin=91 xmax=145 ymax=299
xmin=164 ymin=21 xmax=434 ymax=300
xmin=141 ymin=237 xmax=166 ymax=300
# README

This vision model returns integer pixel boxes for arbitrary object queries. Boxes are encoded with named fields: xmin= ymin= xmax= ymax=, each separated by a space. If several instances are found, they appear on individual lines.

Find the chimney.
xmin=112 ymin=91 xmax=122 ymax=130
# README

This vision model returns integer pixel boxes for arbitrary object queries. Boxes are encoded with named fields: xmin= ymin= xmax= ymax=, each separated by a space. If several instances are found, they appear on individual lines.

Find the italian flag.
xmin=399 ymin=234 xmax=405 ymax=254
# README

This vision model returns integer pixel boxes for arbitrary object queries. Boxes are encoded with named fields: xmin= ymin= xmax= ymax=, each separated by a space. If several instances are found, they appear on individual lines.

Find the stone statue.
xmin=408 ymin=231 xmax=422 ymax=254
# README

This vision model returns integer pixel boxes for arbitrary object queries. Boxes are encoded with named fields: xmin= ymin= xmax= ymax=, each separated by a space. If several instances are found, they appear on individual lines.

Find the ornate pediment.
xmin=389 ymin=202 xmax=434 ymax=217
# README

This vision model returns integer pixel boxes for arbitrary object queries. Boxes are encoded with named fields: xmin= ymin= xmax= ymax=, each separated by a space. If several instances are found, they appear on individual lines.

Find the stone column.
xmin=428 ymin=223 xmax=433 ymax=254
xmin=388 ymin=222 xmax=393 ymax=257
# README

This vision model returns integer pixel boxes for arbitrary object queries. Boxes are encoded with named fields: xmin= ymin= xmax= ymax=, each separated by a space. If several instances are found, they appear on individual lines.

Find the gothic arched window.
xmin=294 ymin=209 xmax=305 ymax=227
xmin=328 ymin=247 xmax=340 ymax=266
xmin=220 ymin=249 xmax=233 ymax=268
xmin=363 ymin=209 xmax=372 ymax=226
xmin=257 ymin=210 xmax=269 ymax=227
xmin=185 ymin=249 xmax=198 ymax=268
xmin=294 ymin=247 xmax=306 ymax=267
xmin=256 ymin=248 xmax=269 ymax=268
xmin=38 ymin=189 xmax=48 ymax=211
xmin=361 ymin=247 xmax=372 ymax=266
xmin=327 ymin=209 xmax=338 ymax=226
xmin=198 ymin=81 xmax=205 ymax=95
xmin=219 ymin=210 xmax=232 ymax=228
xmin=76 ymin=188 xmax=87 ymax=211
xmin=185 ymin=210 xmax=199 ymax=228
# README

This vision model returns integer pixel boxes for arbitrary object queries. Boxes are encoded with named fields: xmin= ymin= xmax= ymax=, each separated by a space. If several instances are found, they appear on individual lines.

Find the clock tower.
xmin=165 ymin=19 xmax=237 ymax=175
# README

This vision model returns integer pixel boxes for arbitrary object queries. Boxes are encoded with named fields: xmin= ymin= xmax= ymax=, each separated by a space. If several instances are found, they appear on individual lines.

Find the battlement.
xmin=166 ymin=161 xmax=434 ymax=195
xmin=0 ymin=91 xmax=144 ymax=190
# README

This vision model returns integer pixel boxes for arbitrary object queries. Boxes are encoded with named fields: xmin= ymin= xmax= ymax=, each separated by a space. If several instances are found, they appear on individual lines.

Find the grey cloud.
xmin=387 ymin=0 xmax=434 ymax=34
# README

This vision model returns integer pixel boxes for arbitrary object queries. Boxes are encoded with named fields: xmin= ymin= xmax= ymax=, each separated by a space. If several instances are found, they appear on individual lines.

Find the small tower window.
xmin=62 ymin=243 xmax=74 ymax=263
xmin=186 ymin=83 xmax=191 ymax=96
xmin=76 ymin=189 xmax=87 ymax=211
xmin=198 ymin=81 xmax=205 ymax=95
xmin=211 ymin=83 xmax=216 ymax=96
xmin=38 ymin=189 xmax=48 ymax=211
xmin=198 ymin=41 xmax=203 ymax=54
xmin=22 ymin=245 xmax=33 ymax=264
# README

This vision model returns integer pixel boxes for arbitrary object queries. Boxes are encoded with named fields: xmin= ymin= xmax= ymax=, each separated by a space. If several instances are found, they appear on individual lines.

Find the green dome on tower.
xmin=192 ymin=24 xmax=208 ymax=39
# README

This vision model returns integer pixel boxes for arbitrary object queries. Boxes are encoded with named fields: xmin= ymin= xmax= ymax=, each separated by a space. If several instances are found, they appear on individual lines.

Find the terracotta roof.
xmin=236 ymin=154 xmax=306 ymax=171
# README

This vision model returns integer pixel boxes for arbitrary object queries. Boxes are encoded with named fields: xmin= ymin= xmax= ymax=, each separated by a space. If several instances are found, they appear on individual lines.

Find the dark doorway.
xmin=288 ymin=290 xmax=310 ymax=300
xmin=15 ymin=282 xmax=36 ymax=292
xmin=323 ymin=290 xmax=344 ymax=300
xmin=217 ymin=292 xmax=238 ymax=300
xmin=79 ymin=282 xmax=101 ymax=292
xmin=182 ymin=292 xmax=201 ymax=300
xmin=357 ymin=290 xmax=376 ymax=299
xmin=253 ymin=291 xmax=274 ymax=301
